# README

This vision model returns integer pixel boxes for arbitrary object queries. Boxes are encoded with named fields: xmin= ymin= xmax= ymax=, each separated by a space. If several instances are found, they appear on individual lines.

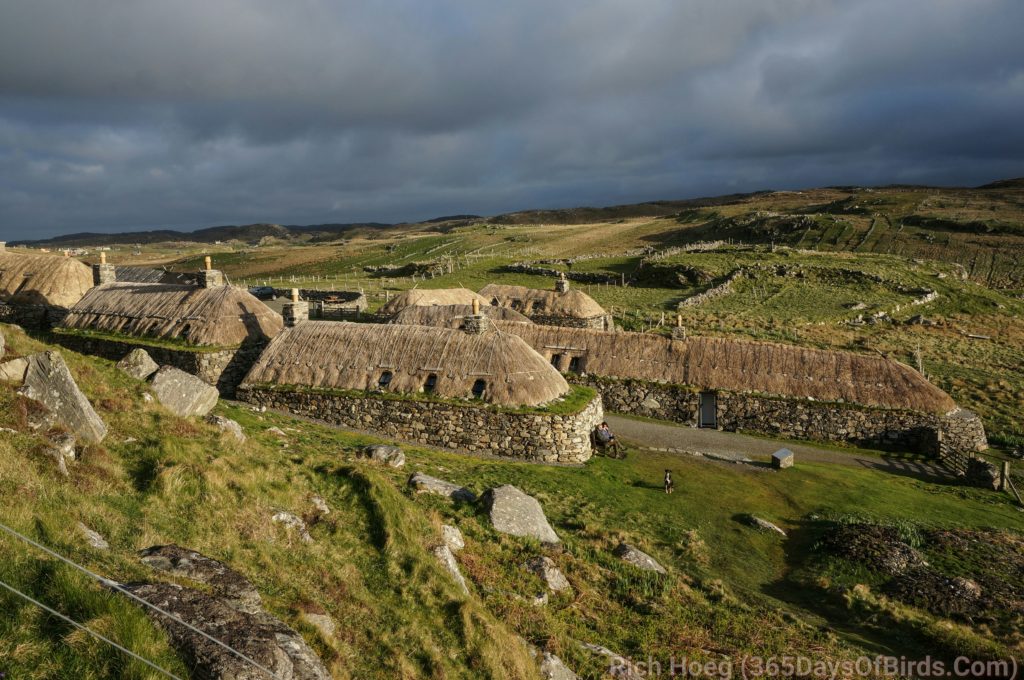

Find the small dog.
xmin=664 ymin=469 xmax=675 ymax=494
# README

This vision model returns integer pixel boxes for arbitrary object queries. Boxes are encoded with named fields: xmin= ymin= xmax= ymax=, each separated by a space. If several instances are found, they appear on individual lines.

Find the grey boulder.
xmin=613 ymin=543 xmax=666 ymax=574
xmin=431 ymin=544 xmax=469 ymax=595
xmin=150 ymin=366 xmax=218 ymax=418
xmin=139 ymin=544 xmax=262 ymax=614
xmin=18 ymin=351 xmax=107 ymax=444
xmin=359 ymin=444 xmax=406 ymax=468
xmin=116 ymin=348 xmax=159 ymax=381
xmin=408 ymin=472 xmax=476 ymax=502
xmin=207 ymin=414 xmax=246 ymax=442
xmin=441 ymin=524 xmax=465 ymax=552
xmin=0 ymin=356 xmax=28 ymax=383
xmin=77 ymin=522 xmax=109 ymax=550
xmin=539 ymin=651 xmax=578 ymax=680
xmin=272 ymin=511 xmax=313 ymax=544
xmin=746 ymin=516 xmax=787 ymax=537
xmin=45 ymin=433 xmax=78 ymax=476
xmin=482 ymin=485 xmax=559 ymax=544
xmin=522 ymin=555 xmax=571 ymax=592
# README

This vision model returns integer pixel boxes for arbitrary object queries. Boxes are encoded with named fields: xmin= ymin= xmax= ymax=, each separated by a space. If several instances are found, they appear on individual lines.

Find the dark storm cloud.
xmin=0 ymin=0 xmax=1021 ymax=238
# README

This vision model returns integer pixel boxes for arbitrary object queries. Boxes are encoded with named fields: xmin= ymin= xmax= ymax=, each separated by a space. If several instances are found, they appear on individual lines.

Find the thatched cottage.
xmin=0 ymin=248 xmax=94 ymax=327
xmin=377 ymin=287 xmax=489 ymax=318
xmin=237 ymin=318 xmax=602 ymax=462
xmin=480 ymin=278 xmax=614 ymax=330
xmin=498 ymin=323 xmax=987 ymax=456
xmin=55 ymin=263 xmax=283 ymax=394
xmin=389 ymin=303 xmax=532 ymax=329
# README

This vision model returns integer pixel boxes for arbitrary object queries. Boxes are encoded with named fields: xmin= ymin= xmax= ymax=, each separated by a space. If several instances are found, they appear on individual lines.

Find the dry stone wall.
xmin=236 ymin=386 xmax=603 ymax=463
xmin=572 ymin=375 xmax=986 ymax=456
xmin=52 ymin=332 xmax=265 ymax=396
xmin=0 ymin=303 xmax=68 ymax=329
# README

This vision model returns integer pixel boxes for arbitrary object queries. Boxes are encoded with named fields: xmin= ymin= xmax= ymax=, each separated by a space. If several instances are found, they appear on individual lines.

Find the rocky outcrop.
xmin=612 ymin=543 xmax=666 ymax=574
xmin=442 ymin=524 xmax=465 ymax=553
xmin=120 ymin=582 xmax=330 ymax=680
xmin=116 ymin=348 xmax=159 ymax=381
xmin=538 ymin=651 xmax=578 ymax=680
xmin=150 ymin=366 xmax=219 ymax=418
xmin=408 ymin=473 xmax=477 ymax=502
xmin=139 ymin=545 xmax=262 ymax=613
xmin=272 ymin=511 xmax=313 ymax=544
xmin=18 ymin=351 xmax=107 ymax=444
xmin=482 ymin=485 xmax=560 ymax=544
xmin=431 ymin=544 xmax=469 ymax=595
xmin=359 ymin=444 xmax=406 ymax=468
xmin=522 ymin=555 xmax=571 ymax=592
xmin=207 ymin=414 xmax=246 ymax=442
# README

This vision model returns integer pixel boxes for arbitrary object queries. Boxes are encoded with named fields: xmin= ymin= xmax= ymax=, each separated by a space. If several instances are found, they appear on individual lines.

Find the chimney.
xmin=463 ymin=297 xmax=490 ymax=334
xmin=671 ymin=314 xmax=687 ymax=340
xmin=197 ymin=255 xmax=225 ymax=288
xmin=555 ymin=273 xmax=569 ymax=294
xmin=92 ymin=251 xmax=116 ymax=286
xmin=282 ymin=288 xmax=309 ymax=327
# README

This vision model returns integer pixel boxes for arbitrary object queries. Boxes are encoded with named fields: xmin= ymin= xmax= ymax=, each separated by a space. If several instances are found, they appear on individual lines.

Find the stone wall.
xmin=530 ymin=314 xmax=614 ymax=331
xmin=51 ymin=332 xmax=265 ymax=396
xmin=236 ymin=385 xmax=604 ymax=463
xmin=0 ymin=303 xmax=68 ymax=330
xmin=572 ymin=375 xmax=986 ymax=455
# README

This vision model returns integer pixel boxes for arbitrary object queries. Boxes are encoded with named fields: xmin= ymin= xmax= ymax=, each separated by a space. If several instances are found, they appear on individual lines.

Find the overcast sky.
xmin=1 ymin=0 xmax=1022 ymax=239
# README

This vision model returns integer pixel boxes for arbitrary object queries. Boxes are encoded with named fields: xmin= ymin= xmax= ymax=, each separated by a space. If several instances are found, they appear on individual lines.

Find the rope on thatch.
xmin=60 ymin=282 xmax=283 ymax=347
xmin=242 ymin=321 xmax=570 ymax=407
xmin=479 ymin=283 xmax=608 ymax=318
xmin=0 ymin=252 xmax=93 ymax=308
xmin=389 ymin=304 xmax=532 ymax=328
xmin=497 ymin=322 xmax=956 ymax=414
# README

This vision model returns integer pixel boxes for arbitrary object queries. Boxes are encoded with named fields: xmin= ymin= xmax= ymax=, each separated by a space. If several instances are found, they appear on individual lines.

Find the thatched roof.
xmin=378 ymin=288 xmax=489 ymax=316
xmin=390 ymin=304 xmax=532 ymax=329
xmin=0 ymin=252 xmax=93 ymax=308
xmin=498 ymin=323 xmax=956 ymax=414
xmin=242 ymin=321 xmax=569 ymax=407
xmin=61 ymin=282 xmax=283 ymax=347
xmin=115 ymin=266 xmax=196 ymax=285
xmin=480 ymin=283 xmax=608 ymax=319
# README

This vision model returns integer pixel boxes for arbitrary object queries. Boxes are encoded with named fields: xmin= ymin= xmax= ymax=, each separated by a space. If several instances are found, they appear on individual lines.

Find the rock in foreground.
xmin=482 ymin=485 xmax=560 ymax=544
xmin=116 ymin=348 xmax=159 ymax=381
xmin=139 ymin=544 xmax=262 ymax=613
xmin=613 ymin=543 xmax=667 ymax=574
xmin=150 ymin=366 xmax=218 ymax=418
xmin=359 ymin=444 xmax=406 ymax=468
xmin=18 ymin=351 xmax=107 ymax=444
xmin=207 ymin=414 xmax=246 ymax=442
xmin=408 ymin=472 xmax=476 ymax=502
xmin=522 ymin=555 xmax=571 ymax=592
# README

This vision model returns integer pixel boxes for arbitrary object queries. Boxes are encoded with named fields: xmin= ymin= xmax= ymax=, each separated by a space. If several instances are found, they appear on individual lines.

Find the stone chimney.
xmin=671 ymin=314 xmax=687 ymax=341
xmin=197 ymin=255 xmax=225 ymax=288
xmin=282 ymin=288 xmax=309 ymax=327
xmin=463 ymin=297 xmax=490 ymax=334
xmin=555 ymin=273 xmax=569 ymax=294
xmin=92 ymin=251 xmax=116 ymax=286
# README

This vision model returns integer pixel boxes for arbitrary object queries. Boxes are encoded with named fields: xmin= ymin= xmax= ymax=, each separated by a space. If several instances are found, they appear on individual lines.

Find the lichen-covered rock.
xmin=746 ymin=516 xmax=787 ymax=537
xmin=522 ymin=555 xmax=571 ymax=592
xmin=116 ymin=348 xmax=159 ymax=381
xmin=482 ymin=485 xmax=559 ymax=544
xmin=408 ymin=472 xmax=476 ymax=502
xmin=207 ymin=414 xmax=246 ymax=442
xmin=431 ymin=544 xmax=469 ymax=595
xmin=45 ymin=433 xmax=78 ymax=476
xmin=612 ymin=543 xmax=666 ymax=574
xmin=442 ymin=524 xmax=465 ymax=553
xmin=359 ymin=444 xmax=406 ymax=468
xmin=119 ymin=582 xmax=330 ymax=680
xmin=539 ymin=651 xmax=578 ymax=680
xmin=76 ymin=522 xmax=109 ymax=550
xmin=272 ymin=511 xmax=313 ymax=544
xmin=18 ymin=351 xmax=107 ymax=444
xmin=150 ymin=366 xmax=218 ymax=418
xmin=139 ymin=545 xmax=263 ymax=613
xmin=0 ymin=356 xmax=28 ymax=383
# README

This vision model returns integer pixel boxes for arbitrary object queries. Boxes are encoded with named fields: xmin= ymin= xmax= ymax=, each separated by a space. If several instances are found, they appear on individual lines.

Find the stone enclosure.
xmin=236 ymin=385 xmax=604 ymax=463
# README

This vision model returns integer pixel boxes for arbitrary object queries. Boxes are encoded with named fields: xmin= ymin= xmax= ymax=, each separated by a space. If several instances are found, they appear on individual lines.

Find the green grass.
xmin=2 ymin=323 xmax=1022 ymax=678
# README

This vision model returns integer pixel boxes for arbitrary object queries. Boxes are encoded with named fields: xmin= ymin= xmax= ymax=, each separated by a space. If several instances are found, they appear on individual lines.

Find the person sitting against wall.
xmin=594 ymin=421 xmax=623 ymax=457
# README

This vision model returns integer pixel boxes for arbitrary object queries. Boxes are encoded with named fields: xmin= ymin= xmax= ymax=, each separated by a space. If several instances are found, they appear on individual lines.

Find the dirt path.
xmin=605 ymin=414 xmax=954 ymax=483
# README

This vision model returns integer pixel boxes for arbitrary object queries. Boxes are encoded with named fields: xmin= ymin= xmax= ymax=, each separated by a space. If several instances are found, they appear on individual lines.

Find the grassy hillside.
xmin=1 ymin=325 xmax=1022 ymax=678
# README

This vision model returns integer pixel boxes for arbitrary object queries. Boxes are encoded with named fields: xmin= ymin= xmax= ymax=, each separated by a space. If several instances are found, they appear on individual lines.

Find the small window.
xmin=471 ymin=379 xmax=487 ymax=399
xmin=568 ymin=356 xmax=582 ymax=373
xmin=550 ymin=353 xmax=564 ymax=370
xmin=530 ymin=300 xmax=542 ymax=313
xmin=510 ymin=299 xmax=523 ymax=311
xmin=378 ymin=371 xmax=393 ymax=388
xmin=424 ymin=373 xmax=438 ymax=393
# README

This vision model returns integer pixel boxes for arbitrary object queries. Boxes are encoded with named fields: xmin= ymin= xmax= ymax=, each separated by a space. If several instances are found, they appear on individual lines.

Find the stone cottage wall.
xmin=0 ymin=303 xmax=68 ymax=330
xmin=571 ymin=375 xmax=986 ymax=455
xmin=236 ymin=385 xmax=604 ymax=463
xmin=530 ymin=314 xmax=614 ymax=331
xmin=51 ymin=332 xmax=265 ymax=396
